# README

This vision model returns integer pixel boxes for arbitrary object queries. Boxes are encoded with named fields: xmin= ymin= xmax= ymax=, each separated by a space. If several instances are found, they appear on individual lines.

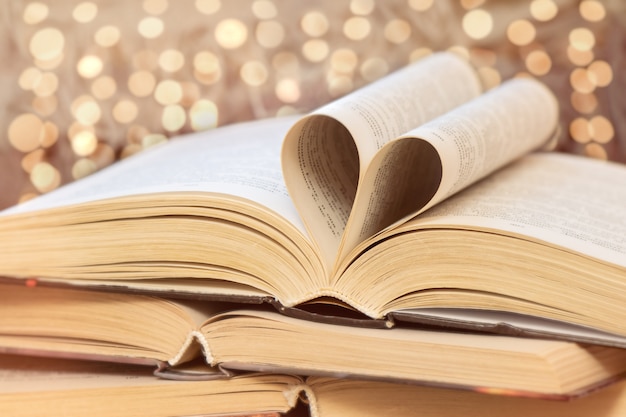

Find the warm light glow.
xmin=240 ymin=61 xmax=269 ymax=86
xmin=344 ymin=17 xmax=371 ymax=41
xmin=408 ymin=0 xmax=434 ymax=12
xmin=569 ymin=27 xmax=595 ymax=51
xmin=384 ymin=19 xmax=411 ymax=44
xmin=189 ymin=100 xmax=219 ymax=131
xmin=29 ymin=28 xmax=64 ymax=61
xmin=301 ymin=11 xmax=330 ymax=37
xmin=525 ymin=50 xmax=551 ymax=76
xmin=530 ymin=0 xmax=558 ymax=21
xmin=302 ymin=39 xmax=329 ymax=62
xmin=161 ymin=105 xmax=186 ymax=131
xmin=215 ymin=19 xmax=248 ymax=49
xmin=255 ymin=20 xmax=285 ymax=48
xmin=77 ymin=55 xmax=104 ymax=79
xmin=462 ymin=9 xmax=493 ymax=40
xmin=507 ymin=20 xmax=536 ymax=46
xmin=72 ymin=2 xmax=98 ymax=23
xmin=159 ymin=49 xmax=185 ymax=72
xmin=275 ymin=79 xmax=301 ymax=103
xmin=138 ymin=17 xmax=164 ymax=39
xmin=579 ymin=0 xmax=605 ymax=22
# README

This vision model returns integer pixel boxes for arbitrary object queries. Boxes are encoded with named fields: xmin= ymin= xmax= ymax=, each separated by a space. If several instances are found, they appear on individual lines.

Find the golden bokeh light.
xmin=71 ymin=96 xmax=102 ymax=125
xmin=240 ymin=61 xmax=269 ymax=86
xmin=23 ymin=2 xmax=49 ymax=25
xmin=579 ymin=0 xmax=605 ymax=22
xmin=327 ymin=74 xmax=353 ymax=97
xmin=569 ymin=27 xmax=595 ymax=51
xmin=360 ymin=58 xmax=389 ymax=82
xmin=112 ymin=100 xmax=139 ymax=124
xmin=587 ymin=60 xmax=613 ymax=87
xmin=570 ymin=68 xmax=595 ymax=93
xmin=138 ymin=16 xmax=165 ymax=39
xmin=29 ymin=28 xmax=64 ymax=61
xmin=77 ymin=55 xmax=104 ymax=79
xmin=302 ymin=39 xmax=330 ymax=62
xmin=189 ymin=99 xmax=219 ymax=131
xmin=195 ymin=0 xmax=221 ymax=15
xmin=409 ymin=47 xmax=433 ymax=62
xmin=30 ymin=162 xmax=61 ymax=193
xmin=72 ymin=2 xmax=98 ymax=23
xmin=275 ymin=78 xmax=301 ymax=103
xmin=40 ymin=122 xmax=59 ymax=148
xmin=525 ymin=50 xmax=551 ymax=75
xmin=462 ymin=9 xmax=493 ymax=40
xmin=585 ymin=142 xmax=607 ymax=160
xmin=142 ymin=134 xmax=168 ymax=148
xmin=477 ymin=66 xmax=502 ymax=89
xmin=21 ymin=149 xmax=45 ymax=174
xmin=252 ymin=0 xmax=278 ymax=19
xmin=272 ymin=52 xmax=299 ymax=73
xmin=301 ymin=11 xmax=330 ymax=37
xmin=570 ymin=91 xmax=598 ymax=114
xmin=529 ymin=0 xmax=558 ymax=22
xmin=72 ymin=158 xmax=98 ymax=180
xmin=143 ymin=0 xmax=169 ymax=15
xmin=159 ymin=49 xmax=185 ymax=72
xmin=330 ymin=49 xmax=359 ymax=73
xmin=180 ymin=82 xmax=201 ymax=107
xmin=567 ymin=45 xmax=594 ymax=66
xmin=194 ymin=51 xmax=221 ymax=75
xmin=91 ymin=76 xmax=117 ymax=100
xmin=154 ymin=80 xmax=183 ymax=105
xmin=589 ymin=115 xmax=614 ymax=143
xmin=255 ymin=20 xmax=285 ymax=48
xmin=128 ymin=71 xmax=156 ymax=97
xmin=344 ymin=17 xmax=371 ymax=41
xmin=384 ymin=19 xmax=411 ymax=44
xmin=215 ymin=19 xmax=248 ymax=49
xmin=32 ymin=72 xmax=58 ymax=97
xmin=161 ymin=104 xmax=186 ymax=132
xmin=18 ymin=67 xmax=42 ymax=91
xmin=507 ymin=19 xmax=536 ymax=46
xmin=71 ymin=130 xmax=98 ymax=156
xmin=569 ymin=117 xmax=591 ymax=143
xmin=95 ymin=26 xmax=121 ymax=47
xmin=8 ymin=113 xmax=44 ymax=153
xmin=351 ymin=0 xmax=375 ymax=15
xmin=408 ymin=0 xmax=434 ymax=12
xmin=461 ymin=0 xmax=486 ymax=10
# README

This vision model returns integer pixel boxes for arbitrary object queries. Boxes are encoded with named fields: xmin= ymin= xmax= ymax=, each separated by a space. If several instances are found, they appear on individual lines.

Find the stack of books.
xmin=2 ymin=52 xmax=626 ymax=417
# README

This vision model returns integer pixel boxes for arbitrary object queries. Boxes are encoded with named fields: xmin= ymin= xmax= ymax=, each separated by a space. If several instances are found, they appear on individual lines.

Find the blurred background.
xmin=0 ymin=0 xmax=624 ymax=209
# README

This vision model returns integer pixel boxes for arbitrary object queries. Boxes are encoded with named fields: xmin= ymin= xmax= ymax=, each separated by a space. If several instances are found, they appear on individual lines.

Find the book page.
xmin=282 ymin=52 xmax=482 ymax=267
xmin=338 ymin=77 xmax=559 ymax=261
xmin=413 ymin=152 xmax=626 ymax=268
xmin=2 ymin=116 xmax=307 ymax=235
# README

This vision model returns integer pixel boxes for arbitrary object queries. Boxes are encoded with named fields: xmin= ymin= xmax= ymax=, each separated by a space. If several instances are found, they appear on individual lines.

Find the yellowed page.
xmin=338 ymin=77 xmax=559 ymax=262
xmin=413 ymin=152 xmax=626 ymax=268
xmin=282 ymin=52 xmax=482 ymax=268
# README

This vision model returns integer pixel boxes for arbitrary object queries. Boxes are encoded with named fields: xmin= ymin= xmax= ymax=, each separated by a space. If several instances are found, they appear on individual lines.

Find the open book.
xmin=1 ymin=52 xmax=625 ymax=345
xmin=5 ymin=352 xmax=626 ymax=417
xmin=2 ymin=283 xmax=626 ymax=399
